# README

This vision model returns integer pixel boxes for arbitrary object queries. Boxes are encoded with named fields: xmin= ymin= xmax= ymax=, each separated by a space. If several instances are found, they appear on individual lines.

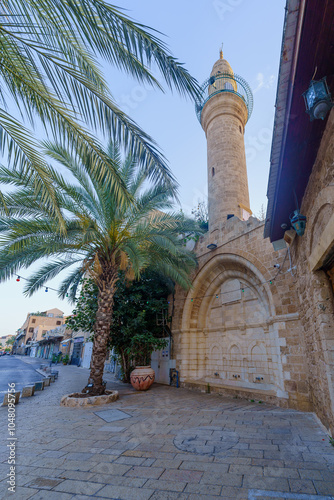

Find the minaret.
xmin=196 ymin=48 xmax=253 ymax=233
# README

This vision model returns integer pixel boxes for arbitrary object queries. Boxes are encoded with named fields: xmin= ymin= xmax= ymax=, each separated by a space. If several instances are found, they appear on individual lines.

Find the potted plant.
xmin=62 ymin=354 xmax=70 ymax=365
xmin=127 ymin=332 xmax=168 ymax=391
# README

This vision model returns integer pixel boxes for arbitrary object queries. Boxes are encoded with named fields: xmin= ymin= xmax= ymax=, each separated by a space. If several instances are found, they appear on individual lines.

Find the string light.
xmin=14 ymin=273 xmax=63 ymax=296
xmin=183 ymin=275 xmax=279 ymax=305
xmin=13 ymin=251 xmax=286 ymax=306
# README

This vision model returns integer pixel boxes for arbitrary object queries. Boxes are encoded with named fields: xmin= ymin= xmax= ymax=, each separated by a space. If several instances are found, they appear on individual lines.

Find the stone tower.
xmin=196 ymin=49 xmax=253 ymax=233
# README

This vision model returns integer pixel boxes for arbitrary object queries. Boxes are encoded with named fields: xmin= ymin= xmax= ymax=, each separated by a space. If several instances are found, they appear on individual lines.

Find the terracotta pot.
xmin=130 ymin=366 xmax=155 ymax=391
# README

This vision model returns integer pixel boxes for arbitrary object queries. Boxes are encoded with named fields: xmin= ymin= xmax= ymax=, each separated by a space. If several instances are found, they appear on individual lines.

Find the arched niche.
xmin=182 ymin=253 xmax=275 ymax=331
xmin=180 ymin=253 xmax=285 ymax=393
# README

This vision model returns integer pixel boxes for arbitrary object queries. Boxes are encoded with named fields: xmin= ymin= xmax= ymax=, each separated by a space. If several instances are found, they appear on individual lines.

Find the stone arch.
xmin=209 ymin=344 xmax=221 ymax=376
xmin=181 ymin=253 xmax=275 ymax=331
xmin=180 ymin=252 xmax=286 ymax=394
xmin=309 ymin=202 xmax=333 ymax=255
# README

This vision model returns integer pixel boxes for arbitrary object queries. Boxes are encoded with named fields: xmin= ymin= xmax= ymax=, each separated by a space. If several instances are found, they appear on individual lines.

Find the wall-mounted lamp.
xmin=207 ymin=243 xmax=217 ymax=250
xmin=290 ymin=209 xmax=307 ymax=236
xmin=303 ymin=77 xmax=333 ymax=121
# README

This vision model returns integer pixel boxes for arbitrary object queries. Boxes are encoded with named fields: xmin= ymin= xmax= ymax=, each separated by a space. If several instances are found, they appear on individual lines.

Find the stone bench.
xmin=51 ymin=370 xmax=59 ymax=379
xmin=34 ymin=381 xmax=44 ymax=391
xmin=50 ymin=374 xmax=56 ymax=383
xmin=2 ymin=392 xmax=20 ymax=406
xmin=21 ymin=386 xmax=35 ymax=397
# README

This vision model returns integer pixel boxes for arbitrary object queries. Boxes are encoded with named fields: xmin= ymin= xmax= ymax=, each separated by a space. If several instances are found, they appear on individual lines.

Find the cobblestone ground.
xmin=0 ymin=357 xmax=334 ymax=500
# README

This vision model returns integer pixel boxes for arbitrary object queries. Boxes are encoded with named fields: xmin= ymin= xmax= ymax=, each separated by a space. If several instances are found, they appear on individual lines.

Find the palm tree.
xmin=0 ymin=1 xmax=200 ymax=216
xmin=0 ymin=142 xmax=199 ymax=394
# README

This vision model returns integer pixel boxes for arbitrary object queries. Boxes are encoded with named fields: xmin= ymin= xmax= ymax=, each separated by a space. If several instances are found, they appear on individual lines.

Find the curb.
xmin=1 ymin=365 xmax=60 ymax=405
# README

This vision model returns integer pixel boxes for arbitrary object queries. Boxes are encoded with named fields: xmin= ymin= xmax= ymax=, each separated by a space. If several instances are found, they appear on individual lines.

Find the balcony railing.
xmin=195 ymin=72 xmax=253 ymax=123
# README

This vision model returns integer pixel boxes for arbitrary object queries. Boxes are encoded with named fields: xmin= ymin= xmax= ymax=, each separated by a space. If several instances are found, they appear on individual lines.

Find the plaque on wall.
xmin=221 ymin=279 xmax=242 ymax=304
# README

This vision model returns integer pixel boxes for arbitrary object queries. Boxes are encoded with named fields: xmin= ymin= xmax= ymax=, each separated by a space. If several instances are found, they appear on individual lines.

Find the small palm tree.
xmin=0 ymin=1 xmax=200 ymax=216
xmin=0 ymin=142 xmax=199 ymax=394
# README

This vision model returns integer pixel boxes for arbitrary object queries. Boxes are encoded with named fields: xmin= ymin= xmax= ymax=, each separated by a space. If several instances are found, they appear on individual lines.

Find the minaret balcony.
xmin=195 ymin=72 xmax=253 ymax=123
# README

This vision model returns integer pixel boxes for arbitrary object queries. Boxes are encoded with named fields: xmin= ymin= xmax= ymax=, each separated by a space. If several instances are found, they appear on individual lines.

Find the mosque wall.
xmin=171 ymin=217 xmax=311 ymax=411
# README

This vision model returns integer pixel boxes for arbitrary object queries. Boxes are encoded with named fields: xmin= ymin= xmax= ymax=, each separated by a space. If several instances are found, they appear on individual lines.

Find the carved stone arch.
xmin=229 ymin=343 xmax=241 ymax=355
xmin=209 ymin=344 xmax=222 ymax=376
xmin=248 ymin=340 xmax=266 ymax=357
xmin=307 ymin=185 xmax=334 ymax=234
xmin=306 ymin=185 xmax=334 ymax=270
xmin=181 ymin=253 xmax=275 ymax=331
xmin=209 ymin=343 xmax=221 ymax=355
xmin=309 ymin=202 xmax=333 ymax=255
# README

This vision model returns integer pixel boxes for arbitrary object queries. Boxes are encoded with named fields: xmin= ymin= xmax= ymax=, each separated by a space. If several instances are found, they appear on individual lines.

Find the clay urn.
xmin=130 ymin=366 xmax=155 ymax=391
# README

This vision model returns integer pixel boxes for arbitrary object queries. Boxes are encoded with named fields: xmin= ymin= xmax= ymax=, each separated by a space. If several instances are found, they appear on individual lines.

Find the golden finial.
xmin=220 ymin=42 xmax=223 ymax=59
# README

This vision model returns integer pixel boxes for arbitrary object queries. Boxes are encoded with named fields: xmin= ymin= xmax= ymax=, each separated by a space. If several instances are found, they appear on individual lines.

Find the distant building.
xmin=0 ymin=335 xmax=14 ymax=349
xmin=13 ymin=308 xmax=64 ymax=354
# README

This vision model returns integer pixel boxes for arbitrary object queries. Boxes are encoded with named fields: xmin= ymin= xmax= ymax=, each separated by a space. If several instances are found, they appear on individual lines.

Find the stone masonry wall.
xmin=289 ymin=108 xmax=334 ymax=433
xmin=171 ymin=216 xmax=310 ymax=411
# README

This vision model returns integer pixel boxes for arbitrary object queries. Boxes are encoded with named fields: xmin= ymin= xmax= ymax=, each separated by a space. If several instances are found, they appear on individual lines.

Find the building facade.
xmin=264 ymin=0 xmax=334 ymax=432
xmin=170 ymin=0 xmax=334 ymax=435
xmin=171 ymin=49 xmax=312 ymax=415
xmin=13 ymin=308 xmax=64 ymax=354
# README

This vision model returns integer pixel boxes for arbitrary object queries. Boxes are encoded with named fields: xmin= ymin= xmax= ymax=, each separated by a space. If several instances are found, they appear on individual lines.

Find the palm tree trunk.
xmin=85 ymin=276 xmax=117 ymax=395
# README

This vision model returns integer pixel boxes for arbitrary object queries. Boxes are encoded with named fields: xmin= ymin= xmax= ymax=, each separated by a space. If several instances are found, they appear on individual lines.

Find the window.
xmin=29 ymin=327 xmax=34 ymax=333
xmin=48 ymin=313 xmax=54 ymax=318
xmin=224 ymin=82 xmax=233 ymax=90
xmin=31 ymin=319 xmax=36 ymax=324
xmin=56 ymin=321 xmax=61 ymax=325
xmin=42 ymin=330 xmax=47 ymax=334
xmin=239 ymin=126 xmax=243 ymax=134
xmin=212 ymin=167 xmax=215 ymax=177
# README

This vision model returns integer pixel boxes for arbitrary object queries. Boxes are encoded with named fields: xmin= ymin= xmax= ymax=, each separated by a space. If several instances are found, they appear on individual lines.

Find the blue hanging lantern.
xmin=302 ymin=77 xmax=333 ymax=121
xmin=290 ymin=209 xmax=307 ymax=236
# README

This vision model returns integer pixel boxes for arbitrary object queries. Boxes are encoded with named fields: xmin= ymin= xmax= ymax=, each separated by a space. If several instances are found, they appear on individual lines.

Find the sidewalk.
xmin=0 ymin=359 xmax=334 ymax=500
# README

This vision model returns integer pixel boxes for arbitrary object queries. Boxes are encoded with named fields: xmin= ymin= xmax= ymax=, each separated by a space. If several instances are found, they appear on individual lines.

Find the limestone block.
xmin=21 ymin=386 xmax=35 ymax=397
xmin=34 ymin=381 xmax=44 ymax=391
xmin=50 ymin=374 xmax=56 ymax=383
xmin=43 ymin=377 xmax=51 ymax=387
xmin=2 ymin=392 xmax=20 ymax=405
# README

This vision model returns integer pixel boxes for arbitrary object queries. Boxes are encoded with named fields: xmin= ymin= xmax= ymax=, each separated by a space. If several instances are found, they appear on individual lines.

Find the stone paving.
xmin=1 ymin=357 xmax=334 ymax=499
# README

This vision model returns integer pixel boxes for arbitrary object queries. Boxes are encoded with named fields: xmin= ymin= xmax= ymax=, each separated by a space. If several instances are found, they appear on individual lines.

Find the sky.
xmin=0 ymin=0 xmax=286 ymax=336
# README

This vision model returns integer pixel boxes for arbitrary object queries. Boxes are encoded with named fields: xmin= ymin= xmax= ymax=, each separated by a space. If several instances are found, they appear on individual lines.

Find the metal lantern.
xmin=290 ymin=209 xmax=307 ymax=236
xmin=303 ymin=77 xmax=333 ymax=121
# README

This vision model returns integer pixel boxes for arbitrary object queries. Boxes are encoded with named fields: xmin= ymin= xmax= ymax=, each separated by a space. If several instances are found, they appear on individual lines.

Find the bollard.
xmin=2 ymin=392 xmax=20 ymax=406
xmin=34 ymin=381 xmax=44 ymax=391
xmin=43 ymin=377 xmax=51 ymax=387
xmin=21 ymin=386 xmax=35 ymax=397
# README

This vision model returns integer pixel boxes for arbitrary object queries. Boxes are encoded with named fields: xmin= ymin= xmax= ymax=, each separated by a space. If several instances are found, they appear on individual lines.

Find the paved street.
xmin=0 ymin=358 xmax=334 ymax=499
xmin=0 ymin=356 xmax=45 ymax=403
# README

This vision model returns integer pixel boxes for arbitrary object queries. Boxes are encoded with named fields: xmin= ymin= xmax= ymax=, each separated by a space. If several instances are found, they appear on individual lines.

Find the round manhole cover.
xmin=174 ymin=426 xmax=239 ymax=455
